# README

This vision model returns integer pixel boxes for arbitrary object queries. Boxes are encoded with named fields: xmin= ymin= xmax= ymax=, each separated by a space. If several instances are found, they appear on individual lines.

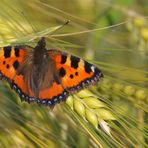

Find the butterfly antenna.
xmin=37 ymin=21 xmax=70 ymax=47
xmin=49 ymin=20 xmax=70 ymax=35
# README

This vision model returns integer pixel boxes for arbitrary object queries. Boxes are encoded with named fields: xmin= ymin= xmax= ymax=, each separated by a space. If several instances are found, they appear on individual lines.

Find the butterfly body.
xmin=0 ymin=38 xmax=103 ymax=108
xmin=20 ymin=38 xmax=58 ymax=98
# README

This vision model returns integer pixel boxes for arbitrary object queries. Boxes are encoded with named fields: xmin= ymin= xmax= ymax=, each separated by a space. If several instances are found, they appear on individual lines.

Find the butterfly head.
xmin=33 ymin=37 xmax=48 ymax=64
xmin=35 ymin=37 xmax=46 ymax=51
xmin=36 ymin=37 xmax=46 ymax=48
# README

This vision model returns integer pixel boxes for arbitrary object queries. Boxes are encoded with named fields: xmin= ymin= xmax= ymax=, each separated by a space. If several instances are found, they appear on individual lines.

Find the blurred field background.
xmin=0 ymin=0 xmax=148 ymax=147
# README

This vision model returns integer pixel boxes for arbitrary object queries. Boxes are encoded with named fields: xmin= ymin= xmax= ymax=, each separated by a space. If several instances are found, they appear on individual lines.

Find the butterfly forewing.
xmin=0 ymin=46 xmax=26 ymax=80
xmin=49 ymin=50 xmax=103 ymax=92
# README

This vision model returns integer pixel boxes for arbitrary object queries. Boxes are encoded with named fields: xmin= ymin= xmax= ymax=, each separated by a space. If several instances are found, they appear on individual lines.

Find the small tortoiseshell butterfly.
xmin=0 ymin=37 xmax=103 ymax=108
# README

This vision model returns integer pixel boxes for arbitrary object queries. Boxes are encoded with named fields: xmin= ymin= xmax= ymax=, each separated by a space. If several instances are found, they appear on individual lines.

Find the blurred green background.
xmin=0 ymin=0 xmax=147 ymax=147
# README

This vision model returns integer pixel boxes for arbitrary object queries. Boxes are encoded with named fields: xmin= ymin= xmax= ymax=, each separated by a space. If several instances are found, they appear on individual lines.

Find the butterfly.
xmin=0 ymin=37 xmax=103 ymax=108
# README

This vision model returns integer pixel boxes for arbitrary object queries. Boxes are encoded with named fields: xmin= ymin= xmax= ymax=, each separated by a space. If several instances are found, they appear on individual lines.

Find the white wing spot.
xmin=91 ymin=66 xmax=95 ymax=72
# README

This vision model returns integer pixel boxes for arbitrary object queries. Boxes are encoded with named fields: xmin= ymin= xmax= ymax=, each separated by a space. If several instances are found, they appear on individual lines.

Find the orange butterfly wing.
xmin=49 ymin=50 xmax=103 ymax=93
xmin=0 ymin=46 xmax=31 ymax=97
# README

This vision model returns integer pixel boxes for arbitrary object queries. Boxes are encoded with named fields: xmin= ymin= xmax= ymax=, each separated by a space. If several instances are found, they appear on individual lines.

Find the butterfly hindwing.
xmin=13 ymin=74 xmax=69 ymax=106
